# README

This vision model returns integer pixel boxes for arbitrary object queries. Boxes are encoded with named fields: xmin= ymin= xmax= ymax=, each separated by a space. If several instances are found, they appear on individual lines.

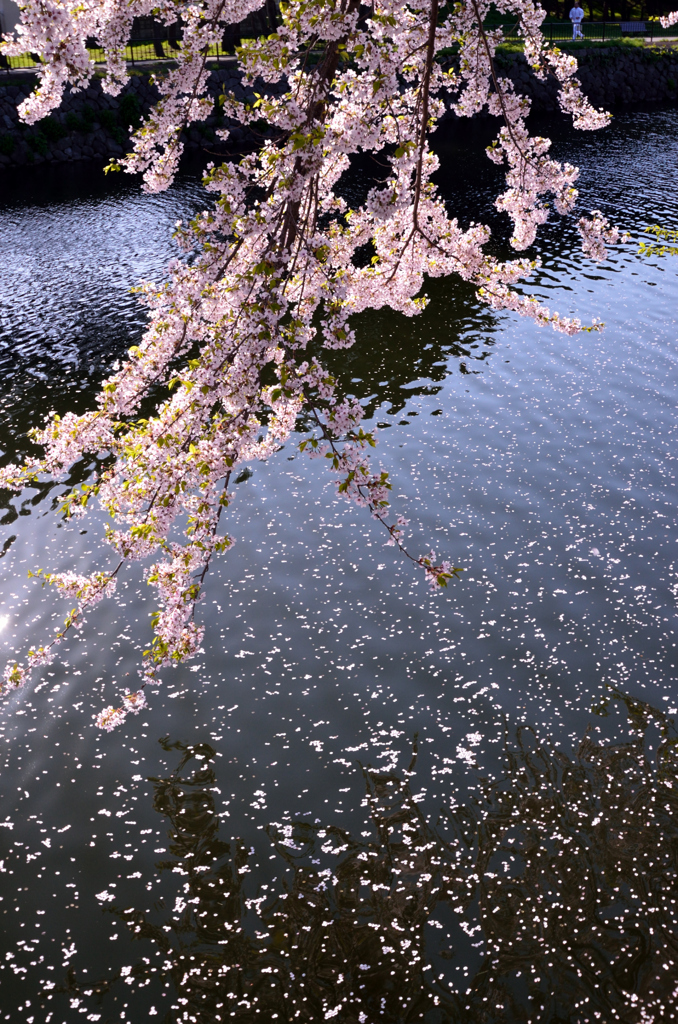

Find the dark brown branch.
xmin=412 ymin=0 xmax=440 ymax=230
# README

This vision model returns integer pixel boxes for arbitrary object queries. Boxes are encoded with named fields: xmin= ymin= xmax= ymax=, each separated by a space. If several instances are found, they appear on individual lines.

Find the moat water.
xmin=0 ymin=107 xmax=677 ymax=1022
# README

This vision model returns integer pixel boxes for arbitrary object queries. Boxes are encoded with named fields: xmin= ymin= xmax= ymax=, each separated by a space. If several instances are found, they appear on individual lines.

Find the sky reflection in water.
xmin=0 ymin=108 xmax=677 ymax=1022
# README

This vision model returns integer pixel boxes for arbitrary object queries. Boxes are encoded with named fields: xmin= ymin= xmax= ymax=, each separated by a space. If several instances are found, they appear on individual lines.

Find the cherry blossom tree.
xmin=0 ymin=0 xmax=620 ymax=728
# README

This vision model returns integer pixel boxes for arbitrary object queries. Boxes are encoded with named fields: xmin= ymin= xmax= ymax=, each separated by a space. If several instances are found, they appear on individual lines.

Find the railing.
xmin=494 ymin=19 xmax=675 ymax=43
xmin=1 ymin=21 xmax=676 ymax=74
xmin=0 ymin=38 xmax=239 ymax=73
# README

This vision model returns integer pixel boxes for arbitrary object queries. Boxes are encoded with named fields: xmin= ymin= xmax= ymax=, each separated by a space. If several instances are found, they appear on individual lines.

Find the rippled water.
xmin=0 ymin=108 xmax=677 ymax=1022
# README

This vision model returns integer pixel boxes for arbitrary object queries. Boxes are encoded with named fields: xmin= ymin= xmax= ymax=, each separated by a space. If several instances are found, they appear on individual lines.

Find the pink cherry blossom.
xmin=1 ymin=662 xmax=27 ymax=693
xmin=123 ymin=690 xmax=147 ymax=714
xmin=95 ymin=706 xmax=128 ymax=732
xmin=577 ymin=210 xmax=621 ymax=263
xmin=0 ymin=0 xmax=622 ymax=728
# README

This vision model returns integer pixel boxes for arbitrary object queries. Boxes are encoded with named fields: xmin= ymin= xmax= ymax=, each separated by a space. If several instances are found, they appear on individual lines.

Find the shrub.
xmin=118 ymin=92 xmax=141 ymax=130
xmin=27 ymin=130 xmax=48 ymax=155
xmin=99 ymin=109 xmax=124 ymax=144
xmin=99 ymin=109 xmax=117 ymax=131
xmin=65 ymin=111 xmax=83 ymax=132
xmin=41 ymin=116 xmax=66 ymax=141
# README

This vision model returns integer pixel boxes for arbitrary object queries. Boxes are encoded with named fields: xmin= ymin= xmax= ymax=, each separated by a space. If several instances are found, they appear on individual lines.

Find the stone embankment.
xmin=473 ymin=44 xmax=678 ymax=114
xmin=0 ymin=46 xmax=677 ymax=170
xmin=0 ymin=65 xmax=281 ymax=170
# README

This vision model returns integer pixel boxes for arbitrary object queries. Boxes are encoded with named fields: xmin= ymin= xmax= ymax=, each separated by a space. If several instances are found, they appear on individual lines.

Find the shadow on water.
xmin=320 ymin=283 xmax=499 ymax=423
xmin=44 ymin=692 xmax=678 ymax=1023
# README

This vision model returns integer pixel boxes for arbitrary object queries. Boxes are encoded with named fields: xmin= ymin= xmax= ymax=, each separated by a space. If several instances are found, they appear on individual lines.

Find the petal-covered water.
xmin=0 ymin=107 xmax=677 ymax=1022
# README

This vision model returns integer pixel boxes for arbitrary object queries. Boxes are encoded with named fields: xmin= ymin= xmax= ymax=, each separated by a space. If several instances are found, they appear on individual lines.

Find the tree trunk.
xmin=167 ymin=21 xmax=181 ymax=50
xmin=222 ymin=24 xmax=242 ymax=52
xmin=152 ymin=21 xmax=165 ymax=59
xmin=265 ymin=0 xmax=279 ymax=30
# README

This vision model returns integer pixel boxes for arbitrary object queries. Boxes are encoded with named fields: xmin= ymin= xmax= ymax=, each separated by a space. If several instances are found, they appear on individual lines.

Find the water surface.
xmin=0 ymin=108 xmax=677 ymax=1022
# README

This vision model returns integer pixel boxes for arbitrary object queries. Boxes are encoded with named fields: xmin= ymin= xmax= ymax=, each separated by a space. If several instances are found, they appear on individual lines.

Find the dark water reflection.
xmin=33 ymin=693 xmax=678 ymax=1023
xmin=0 ymin=163 xmax=206 ymax=458
xmin=0 ymin=107 xmax=678 ymax=1022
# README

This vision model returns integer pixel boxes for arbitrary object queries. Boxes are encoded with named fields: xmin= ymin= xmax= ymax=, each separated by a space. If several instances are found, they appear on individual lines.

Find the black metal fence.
xmin=0 ymin=11 xmax=266 ymax=73
xmin=0 ymin=37 xmax=243 ymax=73
xmin=502 ymin=19 xmax=673 ymax=43
xmin=1 ymin=20 xmax=675 ymax=74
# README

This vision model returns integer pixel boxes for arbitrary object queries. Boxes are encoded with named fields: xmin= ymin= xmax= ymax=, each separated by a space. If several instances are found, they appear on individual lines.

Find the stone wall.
xmin=488 ymin=44 xmax=678 ymax=113
xmin=0 ymin=46 xmax=677 ymax=171
xmin=0 ymin=65 xmax=281 ymax=170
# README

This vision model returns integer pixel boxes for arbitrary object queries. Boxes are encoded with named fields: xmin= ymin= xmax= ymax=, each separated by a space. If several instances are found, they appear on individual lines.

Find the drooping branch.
xmin=0 ymin=0 xmax=620 ymax=729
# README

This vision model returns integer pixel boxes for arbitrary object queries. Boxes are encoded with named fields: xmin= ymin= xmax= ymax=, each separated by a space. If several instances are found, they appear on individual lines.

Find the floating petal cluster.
xmin=0 ymin=0 xmax=618 ymax=725
xmin=50 ymin=695 xmax=678 ymax=1022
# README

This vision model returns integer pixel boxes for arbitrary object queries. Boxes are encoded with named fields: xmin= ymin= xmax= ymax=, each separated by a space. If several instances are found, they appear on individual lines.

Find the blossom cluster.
xmin=95 ymin=690 xmax=147 ymax=732
xmin=0 ymin=0 xmax=618 ymax=727
xmin=577 ymin=210 xmax=621 ymax=262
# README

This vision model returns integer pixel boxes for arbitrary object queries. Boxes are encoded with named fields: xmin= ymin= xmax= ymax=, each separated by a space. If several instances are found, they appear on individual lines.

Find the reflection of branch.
xmin=54 ymin=693 xmax=678 ymax=1020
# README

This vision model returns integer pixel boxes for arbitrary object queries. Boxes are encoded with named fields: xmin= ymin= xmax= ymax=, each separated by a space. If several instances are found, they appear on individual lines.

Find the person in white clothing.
xmin=570 ymin=0 xmax=584 ymax=39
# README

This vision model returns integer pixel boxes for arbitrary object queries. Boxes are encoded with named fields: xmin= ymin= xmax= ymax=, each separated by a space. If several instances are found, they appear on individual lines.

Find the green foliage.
xmin=638 ymin=223 xmax=678 ymax=257
xmin=40 ymin=116 xmax=66 ymax=141
xmin=438 ymin=37 xmax=652 ymax=60
xmin=495 ymin=36 xmax=647 ymax=54
xmin=0 ymin=133 xmax=15 ymax=155
xmin=27 ymin=129 xmax=48 ymax=156
xmin=99 ymin=108 xmax=124 ymax=143
xmin=99 ymin=109 xmax=117 ymax=132
xmin=61 ymin=105 xmax=97 ymax=134
xmin=65 ymin=111 xmax=83 ymax=132
xmin=118 ymin=92 xmax=141 ymax=130
xmin=81 ymin=103 xmax=96 ymax=129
